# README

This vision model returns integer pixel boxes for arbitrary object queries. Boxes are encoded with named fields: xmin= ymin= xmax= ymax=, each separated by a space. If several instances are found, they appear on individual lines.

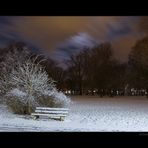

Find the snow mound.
xmin=52 ymin=90 xmax=71 ymax=107
xmin=43 ymin=88 xmax=71 ymax=107
xmin=8 ymin=88 xmax=27 ymax=97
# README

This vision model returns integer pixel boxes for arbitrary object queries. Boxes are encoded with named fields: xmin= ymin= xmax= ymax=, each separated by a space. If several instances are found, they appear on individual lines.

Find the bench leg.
xmin=32 ymin=115 xmax=39 ymax=120
xmin=60 ymin=117 xmax=65 ymax=121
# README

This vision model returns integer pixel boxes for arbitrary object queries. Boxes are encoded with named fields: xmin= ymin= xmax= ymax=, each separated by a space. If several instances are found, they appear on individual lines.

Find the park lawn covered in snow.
xmin=1 ymin=96 xmax=148 ymax=131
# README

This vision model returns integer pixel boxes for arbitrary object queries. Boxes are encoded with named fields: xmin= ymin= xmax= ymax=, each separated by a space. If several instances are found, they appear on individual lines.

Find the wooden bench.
xmin=31 ymin=107 xmax=69 ymax=121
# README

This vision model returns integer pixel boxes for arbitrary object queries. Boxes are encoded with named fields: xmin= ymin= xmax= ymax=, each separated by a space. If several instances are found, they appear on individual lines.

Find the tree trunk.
xmin=28 ymin=103 xmax=31 ymax=115
xmin=146 ymin=88 xmax=148 ymax=98
xmin=79 ymin=86 xmax=82 ymax=95
xmin=91 ymin=88 xmax=94 ymax=95
xmin=27 ymin=91 xmax=32 ymax=115
xmin=27 ymin=99 xmax=31 ymax=115
xmin=79 ymin=78 xmax=83 ymax=95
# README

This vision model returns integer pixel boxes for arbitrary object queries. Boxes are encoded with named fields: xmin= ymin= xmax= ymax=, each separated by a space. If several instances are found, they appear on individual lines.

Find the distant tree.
xmin=65 ymin=42 xmax=123 ymax=97
xmin=128 ymin=36 xmax=148 ymax=95
xmin=107 ymin=62 xmax=128 ymax=96
xmin=87 ymin=42 xmax=117 ymax=97
xmin=66 ymin=50 xmax=88 ymax=95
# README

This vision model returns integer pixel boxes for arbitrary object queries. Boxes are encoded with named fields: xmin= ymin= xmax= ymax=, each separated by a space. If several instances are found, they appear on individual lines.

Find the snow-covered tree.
xmin=0 ymin=46 xmax=31 ymax=95
xmin=0 ymin=50 xmax=71 ymax=114
xmin=8 ymin=57 xmax=56 ymax=113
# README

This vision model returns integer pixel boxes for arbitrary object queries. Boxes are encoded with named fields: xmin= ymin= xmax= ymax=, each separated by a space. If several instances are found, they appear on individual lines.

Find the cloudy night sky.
xmin=0 ymin=16 xmax=148 ymax=65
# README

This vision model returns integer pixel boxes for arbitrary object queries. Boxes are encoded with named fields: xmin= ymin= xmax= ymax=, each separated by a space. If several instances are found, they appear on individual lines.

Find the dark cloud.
xmin=0 ymin=16 xmax=146 ymax=64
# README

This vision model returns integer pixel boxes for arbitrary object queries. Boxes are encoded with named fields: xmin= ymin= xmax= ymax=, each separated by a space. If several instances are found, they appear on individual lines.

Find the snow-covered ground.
xmin=1 ymin=96 xmax=148 ymax=131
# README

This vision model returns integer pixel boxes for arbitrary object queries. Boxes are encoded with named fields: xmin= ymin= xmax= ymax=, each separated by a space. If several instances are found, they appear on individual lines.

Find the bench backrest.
xmin=36 ymin=107 xmax=69 ymax=111
xmin=35 ymin=107 xmax=69 ymax=115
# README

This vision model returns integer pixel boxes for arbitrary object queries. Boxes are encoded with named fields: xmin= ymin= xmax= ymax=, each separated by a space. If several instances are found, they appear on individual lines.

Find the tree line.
xmin=1 ymin=36 xmax=148 ymax=97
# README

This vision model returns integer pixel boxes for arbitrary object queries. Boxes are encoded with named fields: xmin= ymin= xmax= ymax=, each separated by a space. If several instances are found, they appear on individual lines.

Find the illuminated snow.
xmin=0 ymin=96 xmax=148 ymax=131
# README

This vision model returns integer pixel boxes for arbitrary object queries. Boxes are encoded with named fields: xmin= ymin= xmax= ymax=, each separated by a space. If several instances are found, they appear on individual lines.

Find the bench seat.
xmin=31 ymin=107 xmax=69 ymax=121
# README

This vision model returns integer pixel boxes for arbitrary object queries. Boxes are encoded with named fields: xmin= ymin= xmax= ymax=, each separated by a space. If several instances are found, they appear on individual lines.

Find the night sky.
xmin=0 ymin=16 xmax=148 ymax=64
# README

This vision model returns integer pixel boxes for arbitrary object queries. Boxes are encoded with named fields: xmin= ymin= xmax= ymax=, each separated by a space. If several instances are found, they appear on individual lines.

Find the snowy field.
xmin=1 ymin=96 xmax=148 ymax=132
